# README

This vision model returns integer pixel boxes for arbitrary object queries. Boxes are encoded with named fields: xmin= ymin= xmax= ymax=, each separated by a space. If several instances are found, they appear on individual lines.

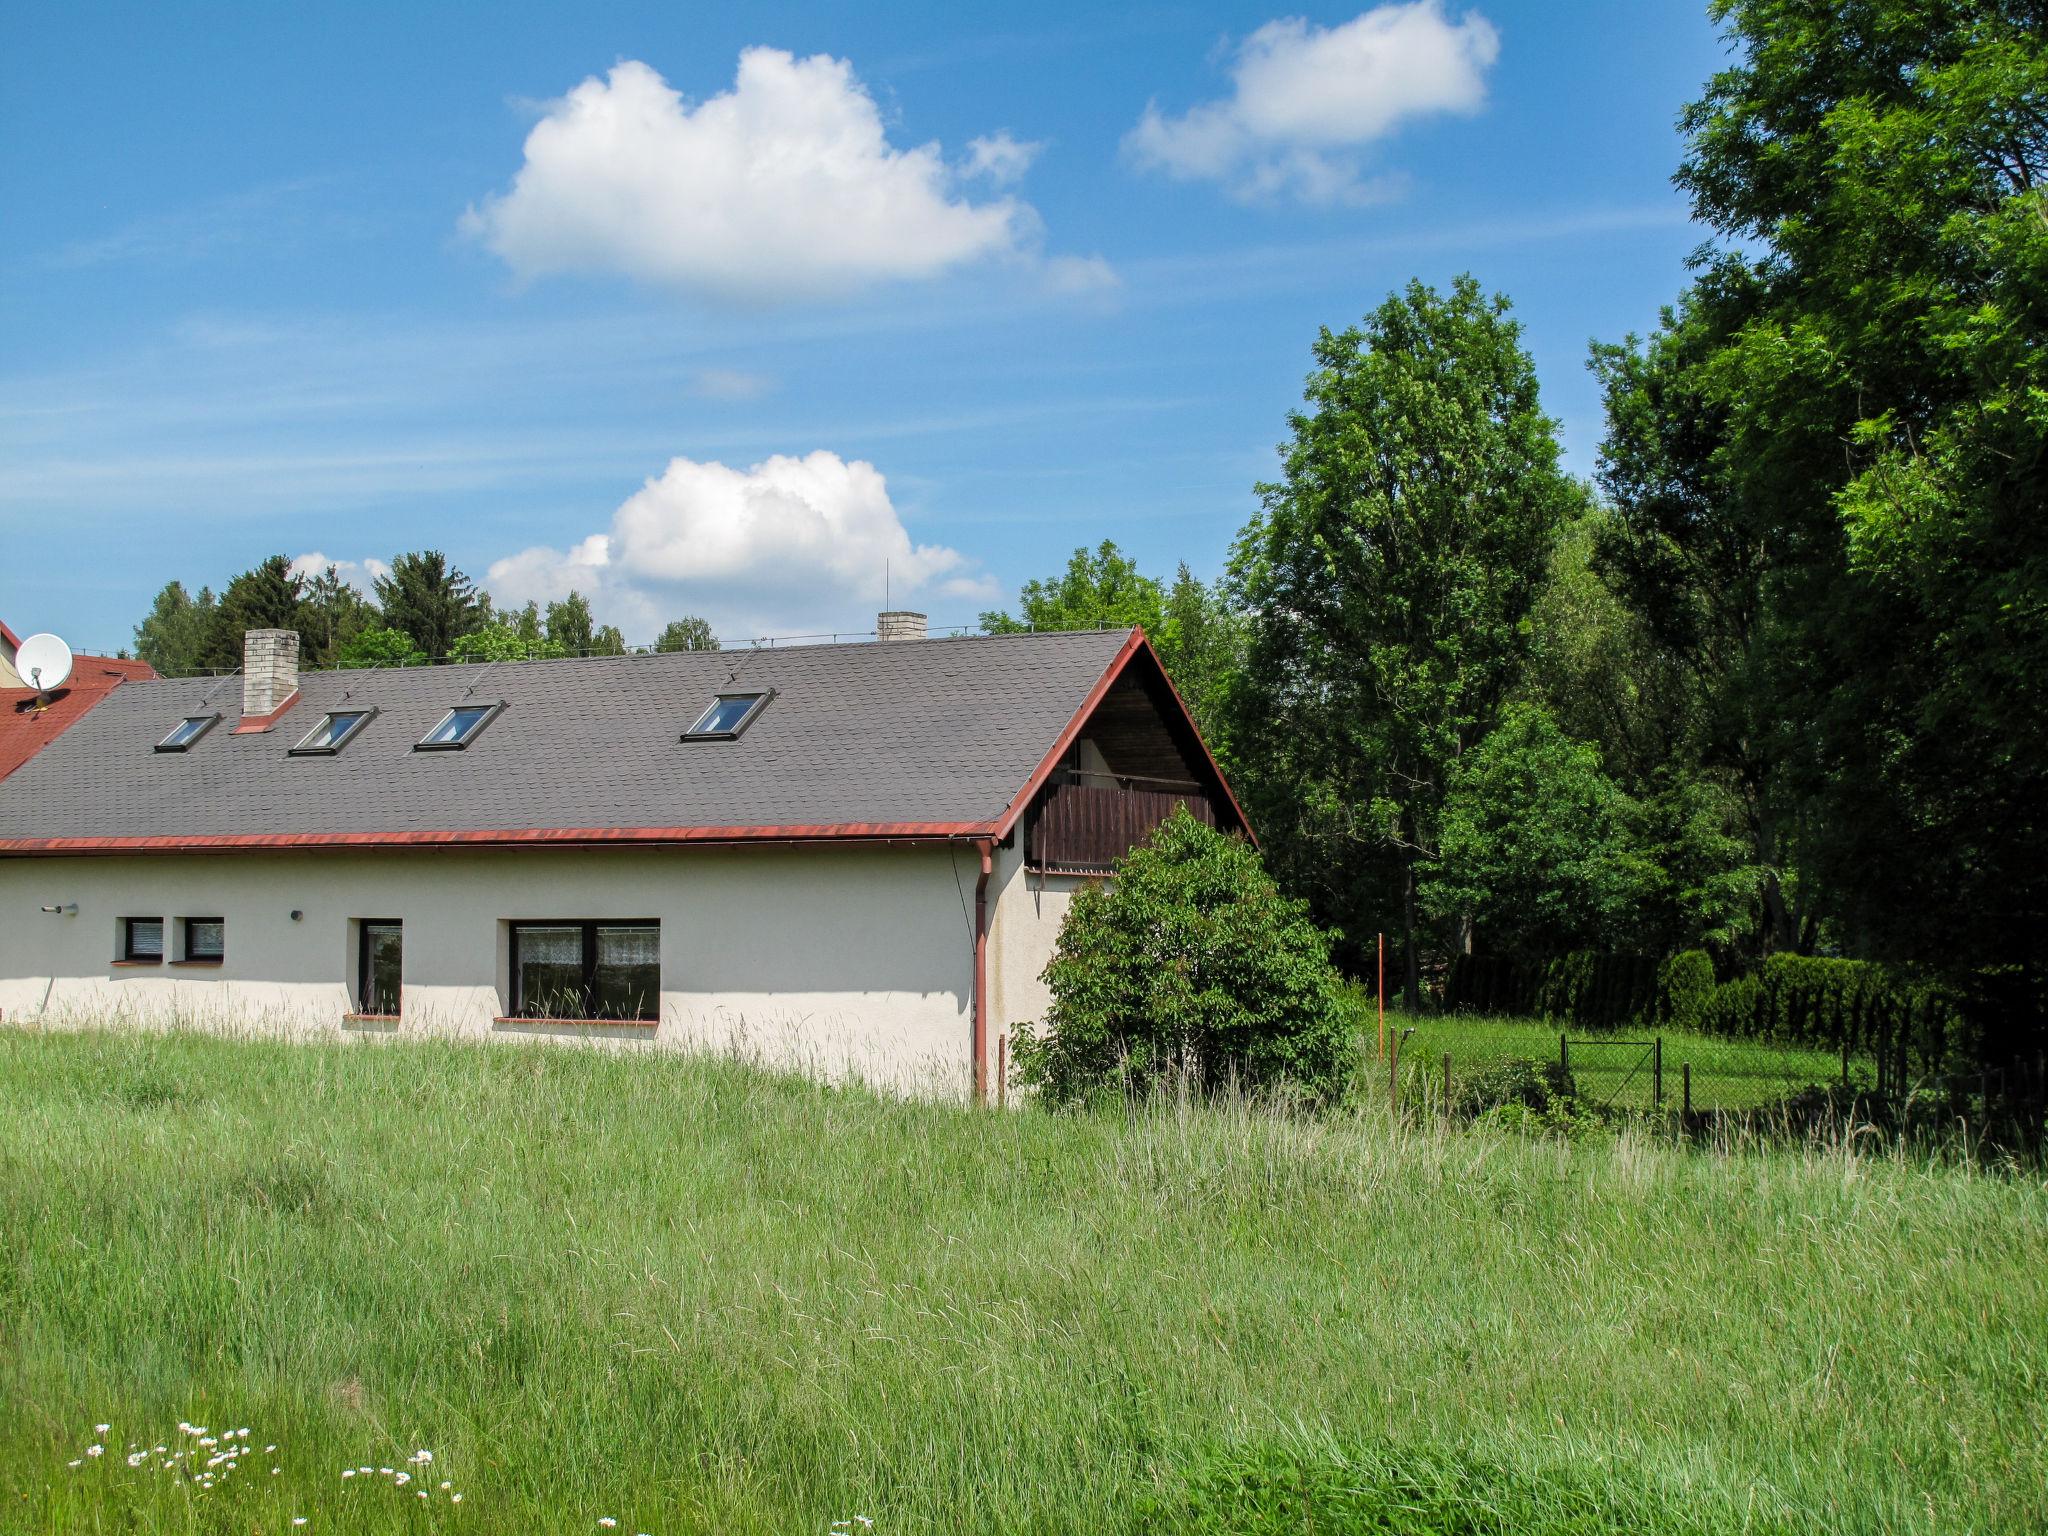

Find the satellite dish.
xmin=16 ymin=633 xmax=74 ymax=693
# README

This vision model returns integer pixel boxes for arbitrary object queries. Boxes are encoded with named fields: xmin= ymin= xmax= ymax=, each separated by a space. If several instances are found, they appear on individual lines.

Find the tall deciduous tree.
xmin=1421 ymin=704 xmax=1656 ymax=960
xmin=1230 ymin=276 xmax=1585 ymax=1005
xmin=373 ymin=552 xmax=485 ymax=661
xmin=980 ymin=541 xmax=1165 ymax=636
xmin=133 ymin=582 xmax=217 ymax=676
xmin=544 ymin=592 xmax=597 ymax=655
xmin=1607 ymin=0 xmax=2048 ymax=1042
xmin=655 ymin=616 xmax=721 ymax=652
xmin=1155 ymin=564 xmax=1245 ymax=746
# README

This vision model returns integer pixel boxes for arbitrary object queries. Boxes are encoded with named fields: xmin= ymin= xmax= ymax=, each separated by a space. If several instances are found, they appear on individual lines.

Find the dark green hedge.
xmin=1700 ymin=953 xmax=1962 ymax=1063
xmin=1443 ymin=952 xmax=1662 ymax=1032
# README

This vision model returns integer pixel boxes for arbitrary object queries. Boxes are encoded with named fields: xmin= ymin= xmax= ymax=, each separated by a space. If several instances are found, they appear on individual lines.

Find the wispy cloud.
xmin=36 ymin=177 xmax=361 ymax=270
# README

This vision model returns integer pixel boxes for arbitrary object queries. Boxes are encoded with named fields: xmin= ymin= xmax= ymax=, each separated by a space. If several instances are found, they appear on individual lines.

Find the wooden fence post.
xmin=1653 ymin=1036 xmax=1663 ymax=1109
xmin=1683 ymin=1061 xmax=1692 ymax=1120
xmin=1559 ymin=1033 xmax=1569 ymax=1077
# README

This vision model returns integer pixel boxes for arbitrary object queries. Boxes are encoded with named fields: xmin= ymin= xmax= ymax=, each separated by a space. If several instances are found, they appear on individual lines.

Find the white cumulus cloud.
xmin=960 ymin=131 xmax=1043 ymax=186
xmin=486 ymin=450 xmax=996 ymax=642
xmin=289 ymin=552 xmax=389 ymax=593
xmin=464 ymin=51 xmax=1072 ymax=301
xmin=1126 ymin=3 xmax=1501 ymax=204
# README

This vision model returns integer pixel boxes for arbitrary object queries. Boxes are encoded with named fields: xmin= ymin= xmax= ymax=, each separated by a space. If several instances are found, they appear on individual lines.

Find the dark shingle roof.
xmin=0 ymin=630 xmax=1136 ymax=849
xmin=1 ymin=654 xmax=158 ymax=784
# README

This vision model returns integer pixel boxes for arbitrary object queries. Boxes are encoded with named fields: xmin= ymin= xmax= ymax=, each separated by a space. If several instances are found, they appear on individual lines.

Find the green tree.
xmin=450 ymin=603 xmax=567 ymax=662
xmin=1612 ymin=0 xmax=2048 ymax=1038
xmin=1230 ymin=277 xmax=1586 ymax=1004
xmin=336 ymin=626 xmax=427 ymax=669
xmin=590 ymin=624 xmax=627 ymax=657
xmin=133 ymin=582 xmax=217 ymax=676
xmin=373 ymin=552 xmax=485 ymax=661
xmin=980 ymin=541 xmax=1165 ymax=636
xmin=655 ymin=616 xmax=721 ymax=652
xmin=1014 ymin=807 xmax=1348 ymax=1106
xmin=1154 ymin=564 xmax=1245 ymax=746
xmin=544 ymin=592 xmax=597 ymax=655
xmin=295 ymin=564 xmax=376 ymax=668
xmin=1519 ymin=512 xmax=1764 ymax=957
xmin=204 ymin=555 xmax=306 ymax=669
xmin=1421 ymin=704 xmax=1655 ymax=960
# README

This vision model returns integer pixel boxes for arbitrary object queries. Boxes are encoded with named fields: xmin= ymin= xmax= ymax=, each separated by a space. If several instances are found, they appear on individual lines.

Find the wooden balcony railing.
xmin=1027 ymin=775 xmax=1215 ymax=873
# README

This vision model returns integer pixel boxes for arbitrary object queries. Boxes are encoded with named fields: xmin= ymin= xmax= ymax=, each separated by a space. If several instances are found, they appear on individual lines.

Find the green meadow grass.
xmin=1 ymin=1024 xmax=2043 ymax=1535
xmin=1362 ymin=1008 xmax=1867 ymax=1112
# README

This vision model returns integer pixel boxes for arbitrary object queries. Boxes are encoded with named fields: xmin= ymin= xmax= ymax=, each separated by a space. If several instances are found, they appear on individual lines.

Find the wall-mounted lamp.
xmin=39 ymin=903 xmax=77 ymax=917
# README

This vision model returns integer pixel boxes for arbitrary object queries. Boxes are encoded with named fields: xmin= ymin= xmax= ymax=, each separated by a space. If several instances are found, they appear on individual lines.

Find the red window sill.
xmin=493 ymin=1016 xmax=657 ymax=1030
xmin=110 ymin=958 xmax=162 ymax=968
xmin=169 ymin=959 xmax=223 ymax=968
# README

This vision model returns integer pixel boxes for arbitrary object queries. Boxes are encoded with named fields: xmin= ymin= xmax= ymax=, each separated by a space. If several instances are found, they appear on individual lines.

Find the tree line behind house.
xmin=135 ymin=551 xmax=722 ymax=672
xmin=123 ymin=1 xmax=2047 ymax=1110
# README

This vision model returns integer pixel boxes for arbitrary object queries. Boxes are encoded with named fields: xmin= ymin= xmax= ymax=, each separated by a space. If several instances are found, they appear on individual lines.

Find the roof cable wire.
xmin=190 ymin=669 xmax=242 ymax=712
xmin=462 ymin=660 xmax=503 ymax=700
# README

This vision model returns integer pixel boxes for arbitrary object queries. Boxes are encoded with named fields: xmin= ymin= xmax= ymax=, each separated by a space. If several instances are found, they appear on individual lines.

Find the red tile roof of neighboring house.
xmin=0 ymin=647 xmax=158 ymax=783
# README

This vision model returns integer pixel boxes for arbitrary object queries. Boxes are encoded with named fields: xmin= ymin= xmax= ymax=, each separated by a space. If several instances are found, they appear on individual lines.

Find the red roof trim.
xmin=0 ymin=821 xmax=1000 ymax=857
xmin=0 ymin=618 xmax=20 ymax=651
xmin=989 ymin=628 xmax=1254 ymax=846
xmin=231 ymin=689 xmax=300 ymax=734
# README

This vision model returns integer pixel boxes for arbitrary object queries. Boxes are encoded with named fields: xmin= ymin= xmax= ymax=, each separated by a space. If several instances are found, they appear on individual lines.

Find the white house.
xmin=0 ymin=617 xmax=1249 ymax=1099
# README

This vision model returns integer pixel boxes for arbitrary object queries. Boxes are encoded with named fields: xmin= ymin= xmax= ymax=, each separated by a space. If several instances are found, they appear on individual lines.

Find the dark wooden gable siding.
xmin=1024 ymin=648 xmax=1242 ymax=873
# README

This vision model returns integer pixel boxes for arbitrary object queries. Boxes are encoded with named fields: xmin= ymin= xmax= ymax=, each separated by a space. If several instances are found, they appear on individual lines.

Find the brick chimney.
xmin=877 ymin=610 xmax=927 ymax=642
xmin=243 ymin=629 xmax=300 ymax=718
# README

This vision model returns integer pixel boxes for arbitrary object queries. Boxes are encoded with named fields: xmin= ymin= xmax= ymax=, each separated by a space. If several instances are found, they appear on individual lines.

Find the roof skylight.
xmin=682 ymin=690 xmax=772 ymax=741
xmin=155 ymin=714 xmax=220 ymax=753
xmin=288 ymin=708 xmax=376 ymax=756
xmin=416 ymin=702 xmax=503 ymax=752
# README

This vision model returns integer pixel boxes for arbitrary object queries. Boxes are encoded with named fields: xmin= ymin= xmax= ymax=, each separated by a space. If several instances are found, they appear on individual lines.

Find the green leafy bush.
xmin=1655 ymin=949 xmax=1715 ymax=1030
xmin=1013 ymin=807 xmax=1348 ymax=1105
xmin=1453 ymin=1057 xmax=1576 ymax=1117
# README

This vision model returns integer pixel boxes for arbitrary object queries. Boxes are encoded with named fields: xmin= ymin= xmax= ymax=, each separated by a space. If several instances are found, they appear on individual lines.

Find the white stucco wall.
xmin=0 ymin=843 xmax=1008 ymax=1098
xmin=982 ymin=836 xmax=1098 ymax=1097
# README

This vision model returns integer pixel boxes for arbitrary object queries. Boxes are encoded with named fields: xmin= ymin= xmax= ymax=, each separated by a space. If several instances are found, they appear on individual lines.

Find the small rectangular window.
xmin=289 ymin=708 xmax=376 ymax=756
xmin=359 ymin=920 xmax=402 ymax=1016
xmin=416 ymin=702 xmax=502 ymax=751
xmin=509 ymin=921 xmax=659 ymax=1021
xmin=121 ymin=917 xmax=163 ymax=963
xmin=156 ymin=714 xmax=220 ymax=752
xmin=682 ymin=690 xmax=772 ymax=741
xmin=181 ymin=918 xmax=224 ymax=963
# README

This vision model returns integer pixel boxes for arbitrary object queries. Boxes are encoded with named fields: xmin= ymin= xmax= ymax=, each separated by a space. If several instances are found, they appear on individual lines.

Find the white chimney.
xmin=877 ymin=610 xmax=927 ymax=642
xmin=243 ymin=628 xmax=300 ymax=717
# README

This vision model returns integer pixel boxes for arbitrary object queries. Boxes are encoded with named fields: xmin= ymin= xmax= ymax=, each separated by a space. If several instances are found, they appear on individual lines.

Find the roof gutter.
xmin=0 ymin=822 xmax=1003 ymax=857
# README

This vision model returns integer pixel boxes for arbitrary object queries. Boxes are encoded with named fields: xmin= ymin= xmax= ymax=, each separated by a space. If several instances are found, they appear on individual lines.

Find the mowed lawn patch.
xmin=0 ymin=1025 xmax=2042 ymax=1534
xmin=1371 ymin=1009 xmax=1868 ymax=1113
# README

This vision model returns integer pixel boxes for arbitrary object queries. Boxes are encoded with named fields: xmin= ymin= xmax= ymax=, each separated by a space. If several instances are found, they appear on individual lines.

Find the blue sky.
xmin=1 ymin=1 xmax=1727 ymax=652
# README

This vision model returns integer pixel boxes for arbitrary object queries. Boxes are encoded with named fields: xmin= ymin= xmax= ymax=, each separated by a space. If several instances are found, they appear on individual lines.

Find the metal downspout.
xmin=973 ymin=837 xmax=993 ymax=1106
